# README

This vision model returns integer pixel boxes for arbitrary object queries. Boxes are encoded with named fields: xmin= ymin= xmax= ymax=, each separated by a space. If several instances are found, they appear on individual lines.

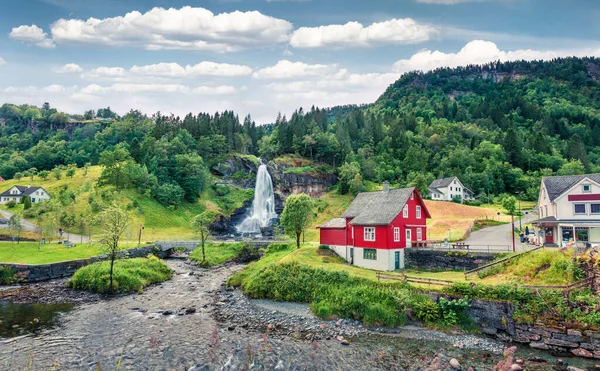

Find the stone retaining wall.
xmin=405 ymin=248 xmax=498 ymax=271
xmin=1 ymin=245 xmax=164 ymax=283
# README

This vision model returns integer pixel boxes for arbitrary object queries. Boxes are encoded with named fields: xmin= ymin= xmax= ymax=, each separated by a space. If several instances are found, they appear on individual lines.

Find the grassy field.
xmin=189 ymin=242 xmax=245 ymax=267
xmin=0 ymin=166 xmax=253 ymax=241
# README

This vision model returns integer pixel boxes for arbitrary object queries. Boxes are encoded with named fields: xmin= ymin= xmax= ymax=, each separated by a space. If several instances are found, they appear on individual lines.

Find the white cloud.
xmin=0 ymin=58 xmax=5 ymax=66
xmin=9 ymin=25 xmax=55 ymax=48
xmin=53 ymin=63 xmax=83 ymax=73
xmin=416 ymin=0 xmax=483 ymax=3
xmin=290 ymin=18 xmax=436 ymax=49
xmin=131 ymin=62 xmax=252 ymax=77
xmin=80 ymin=83 xmax=237 ymax=95
xmin=81 ymin=67 xmax=127 ymax=80
xmin=392 ymin=40 xmax=600 ymax=73
xmin=48 ymin=6 xmax=292 ymax=52
xmin=253 ymin=60 xmax=339 ymax=79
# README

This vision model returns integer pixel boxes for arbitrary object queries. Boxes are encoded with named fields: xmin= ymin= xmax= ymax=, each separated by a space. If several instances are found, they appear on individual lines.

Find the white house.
xmin=429 ymin=177 xmax=474 ymax=202
xmin=533 ymin=174 xmax=600 ymax=247
xmin=0 ymin=185 xmax=52 ymax=204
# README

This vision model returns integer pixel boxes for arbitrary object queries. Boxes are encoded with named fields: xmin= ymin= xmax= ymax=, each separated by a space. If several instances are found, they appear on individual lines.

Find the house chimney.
xmin=383 ymin=181 xmax=390 ymax=193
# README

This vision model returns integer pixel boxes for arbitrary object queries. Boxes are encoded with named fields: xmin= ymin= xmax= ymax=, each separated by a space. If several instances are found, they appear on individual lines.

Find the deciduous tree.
xmin=97 ymin=205 xmax=130 ymax=293
xmin=280 ymin=193 xmax=314 ymax=248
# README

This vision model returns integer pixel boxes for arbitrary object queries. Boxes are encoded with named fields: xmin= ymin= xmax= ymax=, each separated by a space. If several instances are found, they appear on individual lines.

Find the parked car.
xmin=0 ymin=218 xmax=7 ymax=225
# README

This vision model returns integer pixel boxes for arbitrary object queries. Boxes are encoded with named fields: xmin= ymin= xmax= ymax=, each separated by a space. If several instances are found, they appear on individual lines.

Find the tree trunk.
xmin=296 ymin=232 xmax=301 ymax=249
xmin=109 ymin=255 xmax=115 ymax=294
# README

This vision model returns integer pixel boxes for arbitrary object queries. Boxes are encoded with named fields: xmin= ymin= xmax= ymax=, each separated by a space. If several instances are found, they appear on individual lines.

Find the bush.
xmin=318 ymin=244 xmax=330 ymax=250
xmin=265 ymin=243 xmax=294 ymax=254
xmin=67 ymin=256 xmax=172 ymax=293
xmin=233 ymin=244 xmax=262 ymax=264
xmin=153 ymin=183 xmax=185 ymax=207
xmin=412 ymin=296 xmax=441 ymax=323
xmin=5 ymin=201 xmax=16 ymax=208
xmin=0 ymin=266 xmax=16 ymax=285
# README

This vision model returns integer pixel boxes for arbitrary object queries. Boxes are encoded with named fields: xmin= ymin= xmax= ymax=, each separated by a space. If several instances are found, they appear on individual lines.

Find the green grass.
xmin=67 ymin=255 xmax=172 ymax=293
xmin=0 ymin=242 xmax=102 ymax=264
xmin=306 ymin=191 xmax=353 ymax=242
xmin=189 ymin=242 xmax=246 ymax=267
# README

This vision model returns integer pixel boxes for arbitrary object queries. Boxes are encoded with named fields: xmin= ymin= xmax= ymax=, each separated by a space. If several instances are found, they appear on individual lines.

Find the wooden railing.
xmin=376 ymin=272 xmax=453 ymax=286
xmin=524 ymin=274 xmax=598 ymax=298
xmin=464 ymin=246 xmax=544 ymax=280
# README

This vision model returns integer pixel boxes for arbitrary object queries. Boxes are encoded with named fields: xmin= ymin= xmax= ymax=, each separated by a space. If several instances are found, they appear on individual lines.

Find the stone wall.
xmin=405 ymin=248 xmax=498 ymax=271
xmin=1 ymin=245 xmax=164 ymax=283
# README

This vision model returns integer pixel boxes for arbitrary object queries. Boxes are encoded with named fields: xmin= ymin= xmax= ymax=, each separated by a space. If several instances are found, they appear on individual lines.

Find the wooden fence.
xmin=464 ymin=246 xmax=544 ymax=279
xmin=524 ymin=274 xmax=598 ymax=298
xmin=376 ymin=272 xmax=453 ymax=287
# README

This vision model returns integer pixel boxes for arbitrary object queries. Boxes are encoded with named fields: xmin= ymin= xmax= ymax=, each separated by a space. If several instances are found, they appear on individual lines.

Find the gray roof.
xmin=429 ymin=187 xmax=443 ymax=195
xmin=344 ymin=187 xmax=418 ymax=226
xmin=0 ymin=186 xmax=45 ymax=197
xmin=531 ymin=216 xmax=558 ymax=224
xmin=533 ymin=216 xmax=600 ymax=225
xmin=429 ymin=177 xmax=458 ymax=189
xmin=317 ymin=218 xmax=346 ymax=229
xmin=543 ymin=174 xmax=600 ymax=201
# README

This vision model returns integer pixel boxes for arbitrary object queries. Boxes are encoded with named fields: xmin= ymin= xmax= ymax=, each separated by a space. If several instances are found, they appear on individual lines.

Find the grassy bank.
xmin=230 ymin=243 xmax=600 ymax=330
xmin=67 ymin=256 xmax=172 ymax=293
xmin=0 ymin=242 xmax=102 ymax=264
xmin=189 ymin=242 xmax=246 ymax=267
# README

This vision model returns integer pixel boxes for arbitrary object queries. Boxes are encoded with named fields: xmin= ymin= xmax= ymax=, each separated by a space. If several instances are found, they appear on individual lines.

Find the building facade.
xmin=0 ymin=186 xmax=51 ymax=204
xmin=533 ymin=174 xmax=600 ymax=247
xmin=429 ymin=177 xmax=474 ymax=202
xmin=318 ymin=184 xmax=431 ymax=271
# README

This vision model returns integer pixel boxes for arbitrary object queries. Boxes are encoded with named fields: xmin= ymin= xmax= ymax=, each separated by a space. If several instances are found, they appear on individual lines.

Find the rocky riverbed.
xmin=1 ymin=260 xmax=599 ymax=370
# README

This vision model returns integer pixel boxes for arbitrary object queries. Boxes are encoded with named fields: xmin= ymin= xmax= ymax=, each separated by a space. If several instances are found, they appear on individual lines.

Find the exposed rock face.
xmin=267 ymin=161 xmax=337 ymax=199
xmin=209 ymin=155 xmax=258 ymax=188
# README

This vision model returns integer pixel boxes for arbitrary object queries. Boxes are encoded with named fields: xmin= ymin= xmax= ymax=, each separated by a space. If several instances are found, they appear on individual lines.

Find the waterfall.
xmin=237 ymin=164 xmax=277 ymax=234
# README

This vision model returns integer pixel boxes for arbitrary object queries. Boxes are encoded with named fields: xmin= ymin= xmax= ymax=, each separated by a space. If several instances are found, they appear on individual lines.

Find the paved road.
xmin=0 ymin=209 xmax=89 ymax=242
xmin=463 ymin=211 xmax=538 ymax=252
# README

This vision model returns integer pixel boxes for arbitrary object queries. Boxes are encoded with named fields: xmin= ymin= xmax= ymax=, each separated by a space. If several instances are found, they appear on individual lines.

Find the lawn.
xmin=189 ymin=242 xmax=246 ymax=267
xmin=0 ymin=242 xmax=102 ymax=264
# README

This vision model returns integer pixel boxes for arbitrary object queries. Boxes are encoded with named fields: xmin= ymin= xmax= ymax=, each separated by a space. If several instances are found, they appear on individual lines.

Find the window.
xmin=417 ymin=228 xmax=423 ymax=241
xmin=403 ymin=205 xmax=408 ymax=218
xmin=394 ymin=227 xmax=400 ymax=242
xmin=574 ymin=204 xmax=587 ymax=214
xmin=410 ymin=192 xmax=414 ymax=200
xmin=592 ymin=204 xmax=600 ymax=214
xmin=364 ymin=227 xmax=375 ymax=241
xmin=450 ymin=187 xmax=453 ymax=191
xmin=363 ymin=249 xmax=377 ymax=260
xmin=416 ymin=206 xmax=421 ymax=219
xmin=583 ymin=184 xmax=591 ymax=193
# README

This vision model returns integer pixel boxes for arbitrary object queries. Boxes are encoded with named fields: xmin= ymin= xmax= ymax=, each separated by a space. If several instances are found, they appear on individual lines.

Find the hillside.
xmin=0 ymin=166 xmax=252 ymax=240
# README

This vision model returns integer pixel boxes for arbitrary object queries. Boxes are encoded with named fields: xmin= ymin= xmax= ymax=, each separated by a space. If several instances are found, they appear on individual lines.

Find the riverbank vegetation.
xmin=189 ymin=242 xmax=246 ymax=267
xmin=230 ymin=243 xmax=600 ymax=330
xmin=67 ymin=255 xmax=172 ymax=293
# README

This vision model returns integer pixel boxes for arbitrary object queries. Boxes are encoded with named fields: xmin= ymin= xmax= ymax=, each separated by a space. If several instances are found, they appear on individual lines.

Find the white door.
xmin=406 ymin=229 xmax=412 ymax=248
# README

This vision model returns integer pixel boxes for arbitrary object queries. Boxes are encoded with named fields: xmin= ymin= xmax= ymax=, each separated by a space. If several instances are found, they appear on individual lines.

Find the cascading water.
xmin=237 ymin=164 xmax=277 ymax=234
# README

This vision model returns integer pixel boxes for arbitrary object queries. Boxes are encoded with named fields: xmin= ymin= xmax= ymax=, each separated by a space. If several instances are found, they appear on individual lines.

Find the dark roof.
xmin=531 ymin=216 xmax=558 ymax=224
xmin=344 ymin=187 xmax=425 ymax=226
xmin=317 ymin=218 xmax=346 ymax=229
xmin=543 ymin=174 xmax=600 ymax=201
xmin=0 ymin=186 xmax=45 ymax=197
xmin=429 ymin=187 xmax=443 ymax=195
xmin=429 ymin=177 xmax=458 ymax=189
xmin=533 ymin=217 xmax=600 ymax=225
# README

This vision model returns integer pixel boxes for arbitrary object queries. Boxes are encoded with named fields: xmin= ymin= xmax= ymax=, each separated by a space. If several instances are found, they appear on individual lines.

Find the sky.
xmin=0 ymin=0 xmax=599 ymax=123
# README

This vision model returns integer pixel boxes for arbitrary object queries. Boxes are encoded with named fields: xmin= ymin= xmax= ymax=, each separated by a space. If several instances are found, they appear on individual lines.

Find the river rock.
xmin=572 ymin=348 xmax=594 ymax=358
xmin=510 ymin=364 xmax=523 ymax=371
xmin=162 ymin=310 xmax=174 ymax=315
xmin=449 ymin=358 xmax=461 ymax=369
xmin=567 ymin=366 xmax=586 ymax=371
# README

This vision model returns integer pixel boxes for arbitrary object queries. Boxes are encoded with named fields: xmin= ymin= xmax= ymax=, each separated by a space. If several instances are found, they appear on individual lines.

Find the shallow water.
xmin=0 ymin=261 xmax=598 ymax=370
xmin=0 ymin=301 xmax=73 ymax=338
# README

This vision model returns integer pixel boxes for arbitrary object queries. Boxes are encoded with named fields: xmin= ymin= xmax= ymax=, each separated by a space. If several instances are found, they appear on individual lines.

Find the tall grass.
xmin=189 ymin=242 xmax=247 ymax=267
xmin=67 ymin=255 xmax=172 ymax=293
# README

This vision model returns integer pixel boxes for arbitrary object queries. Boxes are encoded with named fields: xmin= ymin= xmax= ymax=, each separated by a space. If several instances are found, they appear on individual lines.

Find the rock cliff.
xmin=267 ymin=161 xmax=337 ymax=199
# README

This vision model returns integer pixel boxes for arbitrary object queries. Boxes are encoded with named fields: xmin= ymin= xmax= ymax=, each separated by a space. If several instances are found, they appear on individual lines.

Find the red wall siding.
xmin=346 ymin=218 xmax=354 ymax=246
xmin=353 ymin=225 xmax=389 ymax=249
xmin=319 ymin=228 xmax=346 ymax=246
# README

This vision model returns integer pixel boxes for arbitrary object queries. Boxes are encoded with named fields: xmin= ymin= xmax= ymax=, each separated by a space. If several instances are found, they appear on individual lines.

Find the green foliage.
xmin=318 ymin=244 xmax=330 ymax=250
xmin=67 ymin=256 xmax=172 ymax=293
xmin=5 ymin=200 xmax=16 ymax=208
xmin=280 ymin=193 xmax=314 ymax=248
xmin=189 ymin=242 xmax=246 ymax=267
xmin=153 ymin=183 xmax=185 ymax=207
xmin=412 ymin=296 xmax=441 ymax=323
xmin=0 ymin=266 xmax=16 ymax=285
xmin=501 ymin=196 xmax=517 ymax=215
xmin=22 ymin=195 xmax=32 ymax=210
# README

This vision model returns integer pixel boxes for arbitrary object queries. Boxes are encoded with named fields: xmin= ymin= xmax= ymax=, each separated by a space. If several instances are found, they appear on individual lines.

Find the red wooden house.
xmin=318 ymin=183 xmax=431 ymax=271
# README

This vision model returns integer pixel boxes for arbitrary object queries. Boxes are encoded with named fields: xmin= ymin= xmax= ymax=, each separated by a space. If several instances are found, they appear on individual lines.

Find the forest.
xmin=1 ymin=57 xmax=600 ymax=208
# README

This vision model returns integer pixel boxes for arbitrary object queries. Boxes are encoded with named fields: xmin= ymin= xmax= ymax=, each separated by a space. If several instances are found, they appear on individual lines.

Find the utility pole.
xmin=138 ymin=225 xmax=144 ymax=245
xmin=512 ymin=214 xmax=516 ymax=252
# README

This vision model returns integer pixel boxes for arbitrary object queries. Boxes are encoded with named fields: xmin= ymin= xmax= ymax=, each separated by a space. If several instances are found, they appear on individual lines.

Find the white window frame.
xmin=583 ymin=184 xmax=591 ymax=193
xmin=403 ymin=205 xmax=408 ymax=218
xmin=394 ymin=227 xmax=400 ymax=242
xmin=417 ymin=228 xmax=423 ymax=241
xmin=574 ymin=203 xmax=587 ymax=215
xmin=591 ymin=204 xmax=600 ymax=214
xmin=416 ymin=206 xmax=421 ymax=219
xmin=364 ymin=227 xmax=376 ymax=241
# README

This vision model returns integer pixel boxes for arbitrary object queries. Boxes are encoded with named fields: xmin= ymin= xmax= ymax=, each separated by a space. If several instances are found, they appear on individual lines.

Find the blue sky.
xmin=0 ymin=0 xmax=599 ymax=122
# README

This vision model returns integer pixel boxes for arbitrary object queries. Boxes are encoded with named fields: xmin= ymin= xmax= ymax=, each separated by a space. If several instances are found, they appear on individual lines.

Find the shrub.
xmin=234 ymin=244 xmax=262 ymax=264
xmin=5 ymin=201 xmax=16 ymax=208
xmin=67 ymin=256 xmax=172 ymax=293
xmin=412 ymin=296 xmax=441 ymax=323
xmin=0 ymin=266 xmax=16 ymax=285
xmin=318 ymin=244 xmax=330 ymax=250
xmin=265 ymin=243 xmax=294 ymax=254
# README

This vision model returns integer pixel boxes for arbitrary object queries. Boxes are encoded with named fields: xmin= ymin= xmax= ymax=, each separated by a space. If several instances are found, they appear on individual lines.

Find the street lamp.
xmin=497 ymin=212 xmax=500 ymax=222
xmin=138 ymin=225 xmax=145 ymax=245
xmin=515 ymin=191 xmax=522 ymax=232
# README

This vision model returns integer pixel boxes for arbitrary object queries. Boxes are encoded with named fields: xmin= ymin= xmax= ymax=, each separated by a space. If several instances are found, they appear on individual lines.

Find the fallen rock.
xmin=449 ymin=358 xmax=461 ymax=370
xmin=572 ymin=348 xmax=594 ymax=358
xmin=567 ymin=366 xmax=585 ymax=371
xmin=162 ymin=310 xmax=174 ymax=316
xmin=340 ymin=339 xmax=350 ymax=346
xmin=510 ymin=364 xmax=522 ymax=371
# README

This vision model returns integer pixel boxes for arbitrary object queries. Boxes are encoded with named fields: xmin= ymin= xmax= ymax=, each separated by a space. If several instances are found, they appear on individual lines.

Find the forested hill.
xmin=260 ymin=57 xmax=600 ymax=201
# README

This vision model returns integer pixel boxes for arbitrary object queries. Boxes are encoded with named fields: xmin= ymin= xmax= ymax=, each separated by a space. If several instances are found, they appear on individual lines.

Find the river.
xmin=0 ymin=260 xmax=598 ymax=370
